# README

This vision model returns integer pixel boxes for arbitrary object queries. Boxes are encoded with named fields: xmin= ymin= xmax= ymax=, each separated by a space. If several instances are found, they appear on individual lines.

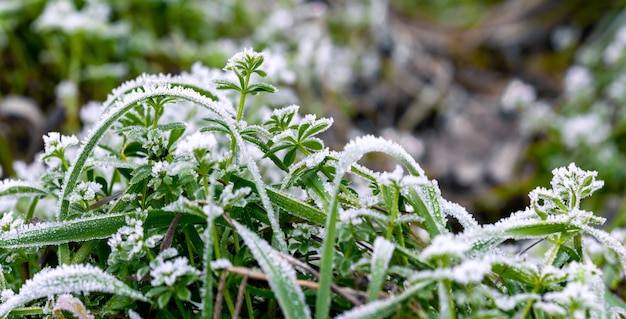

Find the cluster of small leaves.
xmin=0 ymin=49 xmax=625 ymax=319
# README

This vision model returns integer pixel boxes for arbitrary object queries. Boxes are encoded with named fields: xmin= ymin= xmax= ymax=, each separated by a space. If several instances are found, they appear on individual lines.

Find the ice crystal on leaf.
xmin=420 ymin=233 xmax=470 ymax=261
xmin=69 ymin=181 xmax=102 ymax=203
xmin=150 ymin=249 xmax=200 ymax=287
xmin=223 ymin=48 xmax=266 ymax=73
xmin=0 ymin=264 xmax=146 ymax=317
xmin=550 ymin=163 xmax=603 ymax=207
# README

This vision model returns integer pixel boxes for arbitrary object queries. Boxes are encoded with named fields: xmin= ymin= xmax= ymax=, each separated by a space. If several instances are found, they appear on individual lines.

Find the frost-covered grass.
xmin=1 ymin=49 xmax=626 ymax=318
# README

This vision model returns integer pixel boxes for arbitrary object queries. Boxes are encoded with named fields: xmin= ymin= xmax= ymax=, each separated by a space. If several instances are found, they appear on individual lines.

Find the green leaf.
xmin=0 ymin=180 xmax=47 ymax=199
xmin=233 ymin=221 xmax=311 ymax=319
xmin=284 ymin=148 xmax=297 ymax=166
xmin=0 ymin=210 xmax=204 ymax=249
xmin=247 ymin=83 xmax=277 ymax=94
xmin=301 ymin=138 xmax=323 ymax=151
xmin=368 ymin=237 xmax=395 ymax=302
xmin=230 ymin=175 xmax=327 ymax=225
xmin=0 ymin=213 xmax=130 ymax=248
xmin=213 ymin=79 xmax=241 ymax=91
xmin=0 ymin=264 xmax=146 ymax=317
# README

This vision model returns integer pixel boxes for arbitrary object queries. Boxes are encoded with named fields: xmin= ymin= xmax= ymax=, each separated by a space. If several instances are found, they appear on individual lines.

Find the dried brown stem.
xmin=233 ymin=274 xmax=249 ymax=319
xmin=159 ymin=212 xmax=182 ymax=253
xmin=214 ymin=270 xmax=228 ymax=319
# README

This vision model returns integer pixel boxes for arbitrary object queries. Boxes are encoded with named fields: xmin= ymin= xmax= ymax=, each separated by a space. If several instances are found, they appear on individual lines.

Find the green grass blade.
xmin=367 ymin=237 xmax=395 ymax=302
xmin=233 ymin=220 xmax=311 ymax=319
xmin=0 ymin=264 xmax=146 ymax=317
xmin=0 ymin=213 xmax=130 ymax=248
xmin=0 ymin=210 xmax=203 ymax=249
xmin=0 ymin=180 xmax=47 ymax=198
xmin=336 ymin=280 xmax=432 ymax=319
xmin=230 ymin=175 xmax=326 ymax=225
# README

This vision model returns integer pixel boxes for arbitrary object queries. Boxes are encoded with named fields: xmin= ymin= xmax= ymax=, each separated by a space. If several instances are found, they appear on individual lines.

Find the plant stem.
xmin=236 ymin=73 xmax=251 ymax=121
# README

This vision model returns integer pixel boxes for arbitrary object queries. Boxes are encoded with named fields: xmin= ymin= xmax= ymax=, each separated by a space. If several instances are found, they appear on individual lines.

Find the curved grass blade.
xmin=367 ymin=237 xmax=395 ymax=302
xmin=0 ymin=213 xmax=131 ymax=248
xmin=336 ymin=280 xmax=432 ymax=319
xmin=0 ymin=210 xmax=203 ymax=249
xmin=316 ymin=135 xmax=430 ymax=319
xmin=233 ymin=220 xmax=311 ymax=319
xmin=0 ymin=264 xmax=146 ymax=317
xmin=59 ymin=84 xmax=288 ymax=252
xmin=0 ymin=180 xmax=47 ymax=198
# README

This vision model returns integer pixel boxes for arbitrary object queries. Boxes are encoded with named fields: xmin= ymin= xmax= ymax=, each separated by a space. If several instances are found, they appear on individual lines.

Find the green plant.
xmin=0 ymin=49 xmax=625 ymax=318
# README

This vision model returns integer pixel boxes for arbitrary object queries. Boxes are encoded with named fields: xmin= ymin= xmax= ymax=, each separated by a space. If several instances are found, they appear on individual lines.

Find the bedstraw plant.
xmin=0 ymin=49 xmax=625 ymax=318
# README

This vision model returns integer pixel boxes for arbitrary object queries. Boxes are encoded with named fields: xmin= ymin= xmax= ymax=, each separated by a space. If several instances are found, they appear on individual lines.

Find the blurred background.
xmin=2 ymin=0 xmax=626 ymax=226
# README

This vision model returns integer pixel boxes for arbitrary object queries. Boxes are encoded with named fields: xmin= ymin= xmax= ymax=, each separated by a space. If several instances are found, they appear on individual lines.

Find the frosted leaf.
xmin=69 ymin=181 xmax=102 ymax=203
xmin=150 ymin=254 xmax=200 ymax=287
xmin=211 ymin=259 xmax=233 ymax=270
xmin=441 ymin=199 xmax=478 ymax=230
xmin=544 ymin=282 xmax=598 ymax=312
xmin=367 ymin=237 xmax=395 ymax=302
xmin=528 ymin=187 xmax=562 ymax=219
xmin=174 ymin=131 xmax=217 ymax=157
xmin=43 ymin=132 xmax=79 ymax=157
xmin=394 ymin=214 xmax=424 ymax=225
xmin=378 ymin=165 xmax=404 ymax=187
xmin=202 ymin=204 xmax=224 ymax=220
xmin=0 ymin=290 xmax=14 ymax=303
xmin=336 ymin=280 xmax=431 ymax=319
xmin=223 ymin=48 xmax=266 ymax=72
xmin=575 ymin=223 xmax=626 ymax=272
xmin=0 ymin=179 xmax=46 ymax=198
xmin=339 ymin=208 xmax=388 ymax=226
xmin=452 ymin=259 xmax=491 ymax=284
xmin=534 ymin=301 xmax=567 ymax=316
xmin=217 ymin=183 xmax=251 ymax=208
xmin=232 ymin=220 xmax=311 ymax=319
xmin=0 ymin=264 xmax=146 ymax=317
xmin=494 ymin=293 xmax=538 ymax=311
xmin=53 ymin=294 xmax=93 ymax=319
xmin=338 ymin=135 xmax=425 ymax=177
xmin=550 ymin=163 xmax=603 ymax=205
xmin=58 ymin=82 xmax=237 ymax=220
xmin=265 ymin=104 xmax=299 ymax=123
xmin=371 ymin=237 xmax=394 ymax=269
xmin=420 ymin=234 xmax=469 ymax=261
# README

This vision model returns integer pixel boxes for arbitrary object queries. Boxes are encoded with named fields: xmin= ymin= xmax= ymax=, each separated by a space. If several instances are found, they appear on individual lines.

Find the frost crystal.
xmin=108 ymin=210 xmax=161 ymax=264
xmin=534 ymin=301 xmax=567 ymax=316
xmin=69 ymin=181 xmax=102 ymax=203
xmin=0 ymin=264 xmax=145 ymax=317
xmin=150 ymin=252 xmax=200 ymax=287
xmin=211 ymin=259 xmax=233 ymax=270
xmin=174 ymin=131 xmax=217 ymax=157
xmin=378 ymin=165 xmax=404 ymax=187
xmin=420 ymin=234 xmax=469 ymax=260
xmin=43 ymin=132 xmax=79 ymax=156
xmin=551 ymin=163 xmax=603 ymax=205
xmin=224 ymin=48 xmax=266 ymax=72
xmin=452 ymin=259 xmax=491 ymax=284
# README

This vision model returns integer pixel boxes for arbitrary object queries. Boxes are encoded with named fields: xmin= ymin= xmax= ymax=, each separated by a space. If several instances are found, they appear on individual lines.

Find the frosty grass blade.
xmin=233 ymin=220 xmax=311 ymax=319
xmin=0 ymin=264 xmax=146 ymax=317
